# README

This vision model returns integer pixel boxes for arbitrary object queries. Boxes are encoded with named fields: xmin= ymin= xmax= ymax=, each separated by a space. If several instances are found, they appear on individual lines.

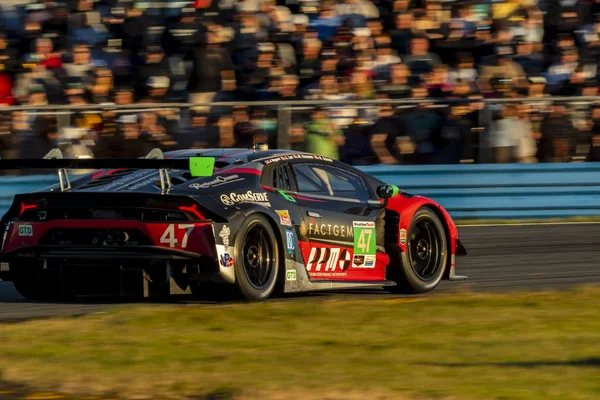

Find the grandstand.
xmin=0 ymin=0 xmax=599 ymax=165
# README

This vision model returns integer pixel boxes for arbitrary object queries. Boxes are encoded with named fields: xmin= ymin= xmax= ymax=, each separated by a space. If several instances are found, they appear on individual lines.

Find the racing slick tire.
xmin=10 ymin=260 xmax=61 ymax=301
xmin=387 ymin=208 xmax=448 ymax=294
xmin=233 ymin=214 xmax=280 ymax=301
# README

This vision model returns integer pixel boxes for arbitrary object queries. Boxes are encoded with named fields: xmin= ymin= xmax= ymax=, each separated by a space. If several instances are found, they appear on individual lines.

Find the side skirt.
xmin=283 ymin=259 xmax=396 ymax=293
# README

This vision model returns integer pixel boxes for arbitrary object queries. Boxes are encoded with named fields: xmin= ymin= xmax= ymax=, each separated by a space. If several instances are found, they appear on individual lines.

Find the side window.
xmin=278 ymin=165 xmax=293 ymax=191
xmin=293 ymin=164 xmax=329 ymax=195
xmin=293 ymin=163 xmax=370 ymax=199
xmin=262 ymin=164 xmax=295 ymax=191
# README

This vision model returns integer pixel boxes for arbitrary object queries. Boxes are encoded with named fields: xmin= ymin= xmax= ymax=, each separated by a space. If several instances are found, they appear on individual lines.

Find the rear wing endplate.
xmin=0 ymin=148 xmax=215 ymax=193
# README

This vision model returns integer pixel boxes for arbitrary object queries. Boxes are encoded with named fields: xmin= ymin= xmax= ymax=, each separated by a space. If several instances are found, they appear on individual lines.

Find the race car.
xmin=0 ymin=146 xmax=467 ymax=301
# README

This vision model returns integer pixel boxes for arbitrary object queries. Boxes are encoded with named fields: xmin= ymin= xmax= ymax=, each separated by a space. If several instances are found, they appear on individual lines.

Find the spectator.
xmin=312 ymin=1 xmax=342 ymax=42
xmin=378 ymin=63 xmax=412 ymax=99
xmin=184 ymin=111 xmax=220 ymax=149
xmin=587 ymin=104 xmax=600 ymax=161
xmin=0 ymin=32 xmax=18 ymax=79
xmin=368 ymin=98 xmax=403 ymax=164
xmin=63 ymin=44 xmax=94 ymax=82
xmin=303 ymin=106 xmax=344 ymax=160
xmin=538 ymin=103 xmax=576 ymax=162
xmin=187 ymin=27 xmax=236 ymax=113
xmin=89 ymin=67 xmax=114 ymax=104
xmin=389 ymin=12 xmax=413 ymax=57
xmin=514 ymin=103 xmax=537 ymax=163
xmin=403 ymin=35 xmax=441 ymax=77
xmin=401 ymin=86 xmax=443 ymax=164
xmin=436 ymin=104 xmax=473 ymax=164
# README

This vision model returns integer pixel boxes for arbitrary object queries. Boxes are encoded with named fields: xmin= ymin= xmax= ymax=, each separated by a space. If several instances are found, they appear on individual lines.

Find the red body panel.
xmin=298 ymin=240 xmax=390 ymax=281
xmin=385 ymin=195 xmax=459 ymax=256
xmin=2 ymin=220 xmax=216 ymax=257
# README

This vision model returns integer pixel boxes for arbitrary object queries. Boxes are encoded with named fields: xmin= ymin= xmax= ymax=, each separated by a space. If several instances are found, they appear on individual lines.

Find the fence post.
xmin=478 ymin=103 xmax=490 ymax=164
xmin=56 ymin=112 xmax=71 ymax=141
xmin=277 ymin=105 xmax=291 ymax=150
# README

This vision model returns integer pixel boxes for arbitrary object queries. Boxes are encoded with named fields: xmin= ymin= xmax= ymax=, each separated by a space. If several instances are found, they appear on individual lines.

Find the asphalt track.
xmin=1 ymin=223 xmax=599 ymax=321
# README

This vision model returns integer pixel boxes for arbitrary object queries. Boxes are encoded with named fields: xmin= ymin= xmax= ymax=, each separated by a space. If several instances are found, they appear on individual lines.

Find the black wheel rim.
xmin=407 ymin=219 xmax=443 ymax=281
xmin=242 ymin=224 xmax=275 ymax=290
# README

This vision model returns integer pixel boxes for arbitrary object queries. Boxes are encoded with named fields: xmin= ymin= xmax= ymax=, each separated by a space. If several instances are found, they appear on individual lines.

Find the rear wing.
xmin=0 ymin=148 xmax=215 ymax=193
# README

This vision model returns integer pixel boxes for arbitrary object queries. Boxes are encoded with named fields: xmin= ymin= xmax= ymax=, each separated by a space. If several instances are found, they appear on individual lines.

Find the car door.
xmin=288 ymin=161 xmax=386 ymax=281
xmin=259 ymin=161 xmax=304 ymax=260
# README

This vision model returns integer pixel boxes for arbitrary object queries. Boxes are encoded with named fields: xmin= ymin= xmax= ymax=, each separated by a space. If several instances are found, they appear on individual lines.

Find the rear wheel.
xmin=233 ymin=214 xmax=280 ymax=301
xmin=387 ymin=208 xmax=448 ymax=294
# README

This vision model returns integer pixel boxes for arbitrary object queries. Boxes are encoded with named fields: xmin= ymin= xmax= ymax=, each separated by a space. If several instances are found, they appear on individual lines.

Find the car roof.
xmin=164 ymin=148 xmax=343 ymax=167
xmin=164 ymin=148 xmax=294 ymax=162
xmin=164 ymin=148 xmax=383 ymax=186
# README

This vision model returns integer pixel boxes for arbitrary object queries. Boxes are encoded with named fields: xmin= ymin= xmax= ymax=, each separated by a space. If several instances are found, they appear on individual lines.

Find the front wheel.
xmin=387 ymin=208 xmax=448 ymax=294
xmin=233 ymin=214 xmax=280 ymax=301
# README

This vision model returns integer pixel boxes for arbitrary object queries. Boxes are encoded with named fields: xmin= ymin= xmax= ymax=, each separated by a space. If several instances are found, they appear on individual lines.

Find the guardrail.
xmin=2 ymin=163 xmax=600 ymax=220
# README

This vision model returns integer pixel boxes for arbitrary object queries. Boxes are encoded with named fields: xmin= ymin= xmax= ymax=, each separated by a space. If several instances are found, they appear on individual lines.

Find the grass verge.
xmin=0 ymin=287 xmax=599 ymax=400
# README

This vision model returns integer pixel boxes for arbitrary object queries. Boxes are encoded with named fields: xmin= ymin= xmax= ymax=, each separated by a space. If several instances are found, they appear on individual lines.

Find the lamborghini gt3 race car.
xmin=0 ymin=146 xmax=467 ymax=301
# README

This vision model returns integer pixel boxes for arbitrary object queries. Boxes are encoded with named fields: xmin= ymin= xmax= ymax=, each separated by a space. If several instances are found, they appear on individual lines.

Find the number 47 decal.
xmin=160 ymin=224 xmax=195 ymax=248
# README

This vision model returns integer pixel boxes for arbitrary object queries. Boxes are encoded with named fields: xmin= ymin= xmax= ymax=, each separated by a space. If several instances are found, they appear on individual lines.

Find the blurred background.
xmin=0 ymin=0 xmax=599 ymax=166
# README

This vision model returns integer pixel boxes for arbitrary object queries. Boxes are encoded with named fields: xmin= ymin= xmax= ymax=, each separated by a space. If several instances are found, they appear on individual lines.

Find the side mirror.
xmin=377 ymin=184 xmax=399 ymax=199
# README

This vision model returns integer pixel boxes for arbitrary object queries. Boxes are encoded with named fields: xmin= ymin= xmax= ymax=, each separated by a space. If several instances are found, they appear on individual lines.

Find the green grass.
xmin=0 ymin=287 xmax=599 ymax=400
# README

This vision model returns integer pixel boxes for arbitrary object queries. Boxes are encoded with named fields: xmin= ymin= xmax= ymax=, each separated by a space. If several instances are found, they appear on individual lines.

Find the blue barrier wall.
xmin=359 ymin=163 xmax=600 ymax=219
xmin=1 ymin=163 xmax=600 ymax=220
xmin=0 ymin=175 xmax=56 ymax=215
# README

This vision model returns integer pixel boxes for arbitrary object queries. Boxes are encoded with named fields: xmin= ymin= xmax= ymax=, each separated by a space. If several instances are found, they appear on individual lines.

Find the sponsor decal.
xmin=276 ymin=210 xmax=292 ymax=226
xmin=353 ymin=254 xmax=364 ymax=267
xmin=306 ymin=247 xmax=352 ymax=272
xmin=352 ymin=254 xmax=376 ymax=268
xmin=220 ymin=191 xmax=270 ymax=207
xmin=400 ymin=228 xmax=407 ymax=245
xmin=126 ymin=177 xmax=160 ymax=191
xmin=308 ymin=223 xmax=353 ymax=238
xmin=285 ymin=229 xmax=295 ymax=256
xmin=263 ymin=153 xmax=334 ymax=165
xmin=219 ymin=225 xmax=230 ymax=250
xmin=299 ymin=221 xmax=309 ymax=240
xmin=159 ymin=224 xmax=195 ymax=248
xmin=286 ymin=270 xmax=297 ymax=281
xmin=352 ymin=221 xmax=376 ymax=268
xmin=220 ymin=253 xmax=234 ymax=267
xmin=277 ymin=189 xmax=297 ymax=203
xmin=98 ymin=169 xmax=154 ymax=192
xmin=18 ymin=225 xmax=33 ymax=237
xmin=189 ymin=174 xmax=243 ymax=189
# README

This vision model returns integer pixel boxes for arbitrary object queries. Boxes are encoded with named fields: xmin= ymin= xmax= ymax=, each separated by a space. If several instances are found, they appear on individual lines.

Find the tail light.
xmin=20 ymin=200 xmax=42 ymax=216
xmin=178 ymin=204 xmax=205 ymax=220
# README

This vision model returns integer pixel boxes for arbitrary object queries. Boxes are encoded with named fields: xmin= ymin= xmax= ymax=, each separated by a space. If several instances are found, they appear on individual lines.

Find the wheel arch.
xmin=419 ymin=204 xmax=453 ymax=280
xmin=385 ymin=196 xmax=458 ymax=281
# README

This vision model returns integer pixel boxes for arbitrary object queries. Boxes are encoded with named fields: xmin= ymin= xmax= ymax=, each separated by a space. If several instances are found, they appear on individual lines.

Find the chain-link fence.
xmin=1 ymin=96 xmax=600 ymax=170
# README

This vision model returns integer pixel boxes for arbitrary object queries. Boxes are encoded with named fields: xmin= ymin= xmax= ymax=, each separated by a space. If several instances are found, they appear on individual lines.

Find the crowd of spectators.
xmin=1 ymin=0 xmax=600 ymax=165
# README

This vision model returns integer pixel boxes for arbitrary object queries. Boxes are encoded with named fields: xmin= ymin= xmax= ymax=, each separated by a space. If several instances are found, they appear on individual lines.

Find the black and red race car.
xmin=0 ymin=147 xmax=467 ymax=301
